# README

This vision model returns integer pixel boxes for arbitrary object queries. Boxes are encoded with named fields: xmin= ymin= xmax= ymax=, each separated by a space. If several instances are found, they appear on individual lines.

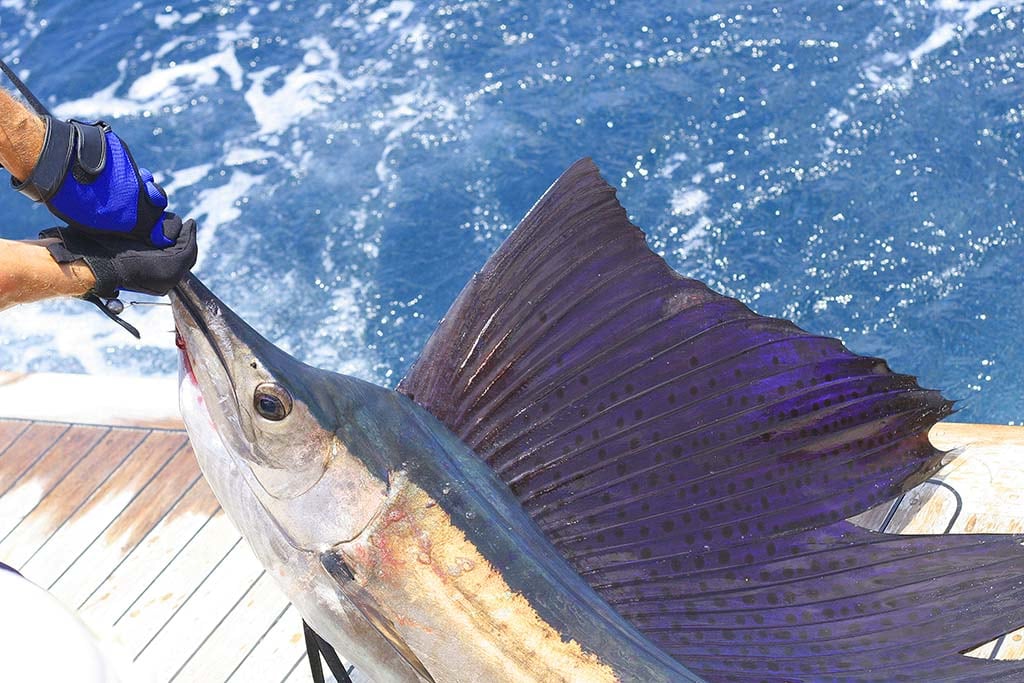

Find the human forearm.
xmin=0 ymin=87 xmax=44 ymax=181
xmin=0 ymin=238 xmax=95 ymax=311
xmin=0 ymin=90 xmax=89 ymax=308
xmin=0 ymin=82 xmax=197 ymax=306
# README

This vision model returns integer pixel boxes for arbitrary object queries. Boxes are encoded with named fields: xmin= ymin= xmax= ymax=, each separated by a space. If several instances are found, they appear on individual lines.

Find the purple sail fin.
xmin=399 ymin=159 xmax=1024 ymax=679
xmin=593 ymin=520 xmax=1024 ymax=681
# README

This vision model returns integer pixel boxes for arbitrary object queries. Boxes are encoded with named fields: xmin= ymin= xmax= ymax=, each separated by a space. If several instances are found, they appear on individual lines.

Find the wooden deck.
xmin=0 ymin=417 xmax=327 ymax=682
xmin=852 ymin=422 xmax=1024 ymax=660
xmin=0 ymin=414 xmax=1021 ymax=680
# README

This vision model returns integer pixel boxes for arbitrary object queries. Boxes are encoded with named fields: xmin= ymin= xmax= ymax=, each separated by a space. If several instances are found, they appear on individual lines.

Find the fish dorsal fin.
xmin=400 ymin=157 xmax=947 ymax=533
xmin=400 ymin=159 xmax=1024 ymax=679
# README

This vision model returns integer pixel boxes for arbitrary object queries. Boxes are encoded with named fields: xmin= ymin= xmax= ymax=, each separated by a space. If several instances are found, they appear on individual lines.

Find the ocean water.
xmin=0 ymin=1 xmax=1020 ymax=425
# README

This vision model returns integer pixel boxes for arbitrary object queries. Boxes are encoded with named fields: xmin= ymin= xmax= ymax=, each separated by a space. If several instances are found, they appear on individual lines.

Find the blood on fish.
xmin=384 ymin=509 xmax=407 ymax=525
xmin=175 ymin=330 xmax=199 ymax=386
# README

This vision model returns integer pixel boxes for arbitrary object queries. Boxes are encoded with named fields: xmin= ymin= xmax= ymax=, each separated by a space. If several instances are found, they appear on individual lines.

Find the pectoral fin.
xmin=322 ymin=551 xmax=436 ymax=683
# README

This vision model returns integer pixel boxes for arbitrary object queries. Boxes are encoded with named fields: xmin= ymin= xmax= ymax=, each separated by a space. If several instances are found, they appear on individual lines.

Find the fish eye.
xmin=253 ymin=382 xmax=293 ymax=421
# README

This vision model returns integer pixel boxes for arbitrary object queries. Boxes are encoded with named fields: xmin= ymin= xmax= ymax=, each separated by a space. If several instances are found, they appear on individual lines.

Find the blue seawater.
xmin=0 ymin=1 xmax=1021 ymax=424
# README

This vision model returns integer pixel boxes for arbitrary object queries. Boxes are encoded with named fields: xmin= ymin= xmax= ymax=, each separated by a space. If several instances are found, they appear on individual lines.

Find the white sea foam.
xmin=827 ymin=108 xmax=849 ymax=129
xmin=670 ymin=217 xmax=711 ymax=261
xmin=309 ymin=277 xmax=376 ymax=380
xmin=131 ymin=49 xmax=244 ymax=101
xmin=154 ymin=10 xmax=181 ymax=30
xmin=222 ymin=147 xmax=280 ymax=167
xmin=666 ymin=169 xmax=712 ymax=260
xmin=154 ymin=37 xmax=187 ymax=60
xmin=161 ymin=163 xmax=214 ymax=197
xmin=909 ymin=22 xmax=960 ymax=62
xmin=54 ymin=20 xmax=247 ymax=121
xmin=188 ymin=171 xmax=261 ymax=272
xmin=369 ymin=85 xmax=458 ymax=185
xmin=670 ymin=188 xmax=710 ymax=216
xmin=0 ymin=299 xmax=176 ymax=376
xmin=244 ymin=66 xmax=319 ymax=137
xmin=53 ymin=47 xmax=244 ymax=119
xmin=0 ymin=0 xmax=42 ymax=43
xmin=243 ymin=37 xmax=372 ymax=136
xmin=864 ymin=0 xmax=1024 ymax=81
xmin=363 ymin=0 xmax=415 ymax=34
xmin=655 ymin=152 xmax=688 ymax=179
xmin=909 ymin=0 xmax=1023 ymax=63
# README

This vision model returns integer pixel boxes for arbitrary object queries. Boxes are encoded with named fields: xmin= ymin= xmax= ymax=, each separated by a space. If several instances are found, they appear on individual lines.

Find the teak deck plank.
xmin=226 ymin=604 xmax=307 ymax=683
xmin=0 ymin=424 xmax=111 ymax=554
xmin=105 ymin=513 xmax=244 ymax=655
xmin=22 ymin=430 xmax=185 ymax=587
xmin=0 ymin=416 xmax=1021 ymax=680
xmin=172 ymin=571 xmax=294 ymax=682
xmin=0 ymin=423 xmax=70 ymax=549
xmin=0 ymin=421 xmax=67 ymax=492
xmin=51 ymin=450 xmax=209 ymax=606
xmin=50 ymin=472 xmax=219 ymax=609
xmin=0 ymin=419 xmax=29 ymax=454
xmin=0 ymin=418 xmax=306 ymax=682
xmin=132 ymin=541 xmax=266 ymax=676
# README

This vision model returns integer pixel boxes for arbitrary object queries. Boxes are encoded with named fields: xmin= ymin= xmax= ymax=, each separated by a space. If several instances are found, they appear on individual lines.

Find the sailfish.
xmin=171 ymin=159 xmax=1024 ymax=682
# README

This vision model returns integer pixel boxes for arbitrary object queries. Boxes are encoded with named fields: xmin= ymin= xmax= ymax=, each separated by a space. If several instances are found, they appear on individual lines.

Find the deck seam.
xmin=0 ymin=422 xmax=71 ymax=498
xmin=0 ymin=420 xmax=32 ymax=458
xmin=281 ymin=649 xmax=307 ymax=683
xmin=168 ymin=569 xmax=268 ymax=682
xmin=3 ymin=416 xmax=186 ymax=434
xmin=103 ymin=506 xmax=222 ymax=620
xmin=20 ymin=429 xmax=152 ymax=570
xmin=41 ymin=438 xmax=189 ymax=592
xmin=70 ymin=471 xmax=205 ymax=601
xmin=224 ymin=602 xmax=293 ymax=683
xmin=130 ymin=536 xmax=243 ymax=658
xmin=1 ymin=425 xmax=111 ymax=552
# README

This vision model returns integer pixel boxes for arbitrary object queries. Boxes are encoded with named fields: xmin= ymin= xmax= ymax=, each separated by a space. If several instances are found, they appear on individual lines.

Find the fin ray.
xmin=399 ymin=159 xmax=1023 ymax=678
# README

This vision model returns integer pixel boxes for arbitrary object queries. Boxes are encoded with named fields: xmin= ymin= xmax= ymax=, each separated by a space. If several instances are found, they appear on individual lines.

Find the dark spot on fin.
xmin=399 ymin=159 xmax=1024 ymax=678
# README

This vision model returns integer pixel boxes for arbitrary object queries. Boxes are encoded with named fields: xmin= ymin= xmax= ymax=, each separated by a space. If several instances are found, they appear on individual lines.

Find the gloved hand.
xmin=13 ymin=118 xmax=176 ymax=248
xmin=39 ymin=214 xmax=198 ymax=297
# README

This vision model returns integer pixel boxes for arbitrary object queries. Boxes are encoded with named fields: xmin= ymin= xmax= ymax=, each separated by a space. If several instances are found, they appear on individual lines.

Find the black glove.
xmin=39 ymin=214 xmax=198 ymax=297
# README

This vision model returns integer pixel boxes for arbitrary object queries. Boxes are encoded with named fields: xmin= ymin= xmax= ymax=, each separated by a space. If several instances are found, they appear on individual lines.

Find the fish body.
xmin=175 ymin=359 xmax=418 ymax=682
xmin=172 ymin=275 xmax=699 ymax=682
xmin=173 ymin=159 xmax=1024 ymax=682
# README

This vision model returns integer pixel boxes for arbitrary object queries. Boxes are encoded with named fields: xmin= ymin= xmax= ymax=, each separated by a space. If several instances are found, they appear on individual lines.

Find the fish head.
xmin=171 ymin=273 xmax=388 ymax=549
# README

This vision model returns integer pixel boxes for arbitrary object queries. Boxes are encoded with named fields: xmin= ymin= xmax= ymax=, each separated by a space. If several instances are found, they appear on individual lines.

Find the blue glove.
xmin=12 ymin=118 xmax=174 ymax=247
